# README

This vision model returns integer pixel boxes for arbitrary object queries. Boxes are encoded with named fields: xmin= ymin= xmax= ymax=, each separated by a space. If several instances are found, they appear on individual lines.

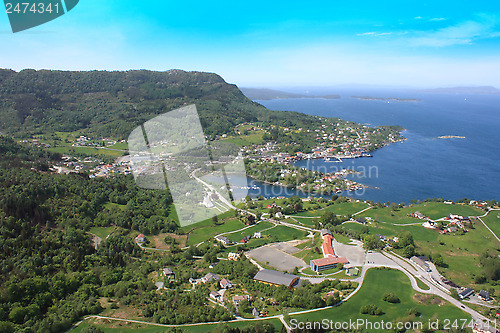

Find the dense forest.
xmin=0 ymin=136 xmax=186 ymax=332
xmin=0 ymin=69 xmax=329 ymax=139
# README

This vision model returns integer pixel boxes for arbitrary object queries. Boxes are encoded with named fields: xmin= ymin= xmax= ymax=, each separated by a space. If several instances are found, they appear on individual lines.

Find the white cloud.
xmin=231 ymin=44 xmax=500 ymax=87
xmin=357 ymin=15 xmax=499 ymax=47
xmin=409 ymin=17 xmax=500 ymax=47
xmin=357 ymin=32 xmax=376 ymax=36
xmin=357 ymin=31 xmax=392 ymax=37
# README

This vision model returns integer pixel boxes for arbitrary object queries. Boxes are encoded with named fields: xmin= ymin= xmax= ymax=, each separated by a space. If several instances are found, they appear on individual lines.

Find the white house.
xmin=220 ymin=278 xmax=233 ymax=289
xmin=209 ymin=291 xmax=221 ymax=301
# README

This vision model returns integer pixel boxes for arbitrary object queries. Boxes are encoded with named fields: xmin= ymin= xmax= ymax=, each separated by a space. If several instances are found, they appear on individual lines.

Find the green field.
xmin=342 ymin=221 xmax=440 ymax=242
xmin=262 ymin=225 xmax=309 ymax=242
xmin=415 ymin=219 xmax=500 ymax=291
xmin=293 ymin=233 xmax=323 ymax=262
xmin=247 ymin=198 xmax=331 ymax=215
xmin=415 ymin=278 xmax=430 ymax=291
xmin=180 ymin=211 xmax=235 ymax=233
xmin=288 ymin=216 xmax=318 ymax=228
xmin=332 ymin=232 xmax=354 ymax=245
xmin=416 ymin=203 xmax=483 ymax=220
xmin=293 ymin=201 xmax=369 ymax=218
xmin=344 ymin=210 xmax=500 ymax=292
xmin=222 ymin=133 xmax=263 ymax=146
xmin=107 ymin=142 xmax=129 ymax=150
xmin=290 ymin=268 xmax=470 ymax=332
xmin=360 ymin=202 xmax=483 ymax=224
xmin=89 ymin=226 xmax=117 ymax=240
xmin=187 ymin=218 xmax=244 ymax=246
xmin=71 ymin=318 xmax=283 ymax=333
xmin=480 ymin=211 xmax=500 ymax=238
xmin=225 ymin=221 xmax=275 ymax=242
xmin=103 ymin=202 xmax=127 ymax=211
xmin=48 ymin=145 xmax=125 ymax=158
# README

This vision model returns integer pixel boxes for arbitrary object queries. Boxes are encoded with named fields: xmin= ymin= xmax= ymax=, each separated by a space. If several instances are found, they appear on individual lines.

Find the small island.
xmin=437 ymin=135 xmax=466 ymax=139
xmin=351 ymin=96 xmax=421 ymax=102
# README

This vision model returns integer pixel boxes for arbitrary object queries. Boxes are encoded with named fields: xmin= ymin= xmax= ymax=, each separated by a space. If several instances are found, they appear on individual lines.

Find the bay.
xmin=252 ymin=90 xmax=500 ymax=203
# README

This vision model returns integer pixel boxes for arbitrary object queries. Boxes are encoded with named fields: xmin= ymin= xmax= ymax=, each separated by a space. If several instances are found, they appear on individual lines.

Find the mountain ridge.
xmin=418 ymin=86 xmax=500 ymax=94
xmin=0 ymin=69 xmax=322 ymax=138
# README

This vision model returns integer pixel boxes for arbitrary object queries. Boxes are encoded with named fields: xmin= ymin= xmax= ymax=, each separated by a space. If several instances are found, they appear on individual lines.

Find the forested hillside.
xmin=0 ymin=137 xmax=182 ymax=332
xmin=0 ymin=69 xmax=323 ymax=138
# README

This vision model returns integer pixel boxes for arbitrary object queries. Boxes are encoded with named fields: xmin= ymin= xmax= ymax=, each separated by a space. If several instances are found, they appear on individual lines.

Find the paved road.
xmin=297 ymin=250 xmax=497 ymax=332
xmin=191 ymin=169 xmax=236 ymax=212
xmin=384 ymin=251 xmax=497 ymax=331
xmin=478 ymin=215 xmax=500 ymax=242
xmin=352 ymin=206 xmax=372 ymax=216
xmin=67 ymin=313 xmax=287 ymax=332
xmin=68 ymin=247 xmax=498 ymax=333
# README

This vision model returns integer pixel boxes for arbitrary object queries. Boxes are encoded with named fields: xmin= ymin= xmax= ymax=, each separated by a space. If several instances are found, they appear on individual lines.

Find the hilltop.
xmin=0 ymin=69 xmax=322 ymax=138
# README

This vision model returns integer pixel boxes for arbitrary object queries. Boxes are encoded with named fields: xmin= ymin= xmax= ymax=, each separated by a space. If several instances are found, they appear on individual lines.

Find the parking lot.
xmin=333 ymin=238 xmax=366 ymax=266
xmin=247 ymin=244 xmax=307 ymax=272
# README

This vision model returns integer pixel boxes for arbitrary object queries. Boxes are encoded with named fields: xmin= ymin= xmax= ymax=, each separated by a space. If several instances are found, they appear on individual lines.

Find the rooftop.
xmin=322 ymin=234 xmax=335 ymax=257
xmin=321 ymin=229 xmax=332 ymax=236
xmin=253 ymin=269 xmax=299 ymax=287
xmin=459 ymin=288 xmax=474 ymax=298
xmin=311 ymin=256 xmax=349 ymax=266
xmin=163 ymin=267 xmax=174 ymax=275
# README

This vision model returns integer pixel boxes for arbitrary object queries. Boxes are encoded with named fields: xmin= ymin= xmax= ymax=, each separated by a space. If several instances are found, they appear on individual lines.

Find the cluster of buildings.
xmin=247 ymin=152 xmax=366 ymax=193
xmin=310 ymin=229 xmax=349 ymax=273
xmin=241 ymin=122 xmax=402 ymax=186
xmin=375 ymin=234 xmax=399 ymax=247
xmin=20 ymin=138 xmax=51 ymax=148
xmin=190 ymin=272 xmax=221 ymax=286
xmin=410 ymin=256 xmax=431 ymax=272
xmin=49 ymin=153 xmax=132 ymax=179
xmin=228 ymin=252 xmax=241 ymax=261
xmin=469 ymin=200 xmax=491 ymax=209
xmin=135 ymin=234 xmax=146 ymax=243
xmin=89 ymin=163 xmax=130 ymax=178
xmin=215 ymin=231 xmax=262 ymax=246
xmin=411 ymin=211 xmax=427 ymax=220
xmin=420 ymin=213 xmax=472 ymax=234
xmin=72 ymin=135 xmax=120 ymax=147
xmin=208 ymin=277 xmax=234 ymax=302
xmin=206 ymin=274 xmax=269 ymax=319
xmin=440 ymin=214 xmax=471 ymax=234
xmin=410 ymin=256 xmax=493 ymax=305
xmin=214 ymin=235 xmax=232 ymax=246
xmin=155 ymin=267 xmax=175 ymax=290
xmin=458 ymin=288 xmax=491 ymax=302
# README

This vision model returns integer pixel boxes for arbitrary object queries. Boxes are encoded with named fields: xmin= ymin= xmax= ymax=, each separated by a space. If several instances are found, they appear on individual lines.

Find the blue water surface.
xmin=254 ymin=90 xmax=500 ymax=203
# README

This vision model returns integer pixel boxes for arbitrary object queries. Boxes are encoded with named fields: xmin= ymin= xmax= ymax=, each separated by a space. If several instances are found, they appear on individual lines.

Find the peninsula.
xmin=241 ymin=87 xmax=340 ymax=100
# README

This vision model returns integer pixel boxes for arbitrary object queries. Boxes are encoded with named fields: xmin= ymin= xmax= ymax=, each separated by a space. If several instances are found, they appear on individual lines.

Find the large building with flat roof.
xmin=253 ymin=269 xmax=300 ymax=288
xmin=310 ymin=231 xmax=349 ymax=272
xmin=310 ymin=256 xmax=349 ymax=272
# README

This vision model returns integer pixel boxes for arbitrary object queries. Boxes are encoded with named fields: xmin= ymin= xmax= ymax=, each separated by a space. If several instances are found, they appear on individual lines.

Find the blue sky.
xmin=1 ymin=0 xmax=500 ymax=87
